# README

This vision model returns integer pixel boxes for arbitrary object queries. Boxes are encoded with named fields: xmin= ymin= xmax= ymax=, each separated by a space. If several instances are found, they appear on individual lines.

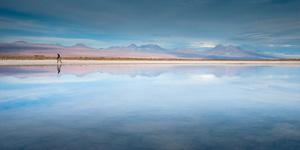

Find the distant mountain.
xmin=14 ymin=41 xmax=28 ymax=44
xmin=106 ymin=44 xmax=165 ymax=52
xmin=200 ymin=44 xmax=280 ymax=59
xmin=0 ymin=42 xmax=177 ymax=58
xmin=128 ymin=44 xmax=138 ymax=49
xmin=72 ymin=43 xmax=90 ymax=49
xmin=139 ymin=44 xmax=164 ymax=50
xmin=0 ymin=42 xmax=298 ymax=59
xmin=204 ymin=45 xmax=244 ymax=56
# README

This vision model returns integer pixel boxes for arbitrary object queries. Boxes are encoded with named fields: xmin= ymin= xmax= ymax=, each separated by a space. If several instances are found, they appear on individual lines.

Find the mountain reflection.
xmin=0 ymin=65 xmax=272 ymax=78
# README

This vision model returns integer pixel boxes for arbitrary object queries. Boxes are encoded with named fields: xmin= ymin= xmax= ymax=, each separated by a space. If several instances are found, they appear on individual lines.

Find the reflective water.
xmin=0 ymin=65 xmax=300 ymax=150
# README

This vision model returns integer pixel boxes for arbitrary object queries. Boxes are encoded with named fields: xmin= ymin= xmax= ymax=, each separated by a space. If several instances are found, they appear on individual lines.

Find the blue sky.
xmin=0 ymin=0 xmax=299 ymax=54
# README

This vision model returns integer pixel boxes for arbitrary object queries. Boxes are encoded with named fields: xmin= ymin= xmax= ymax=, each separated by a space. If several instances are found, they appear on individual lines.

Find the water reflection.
xmin=57 ymin=65 xmax=62 ymax=74
xmin=0 ymin=64 xmax=284 ymax=78
xmin=0 ymin=65 xmax=299 ymax=150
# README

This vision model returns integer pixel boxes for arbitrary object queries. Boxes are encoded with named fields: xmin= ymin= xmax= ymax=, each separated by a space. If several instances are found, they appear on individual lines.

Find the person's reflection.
xmin=57 ymin=65 xmax=62 ymax=74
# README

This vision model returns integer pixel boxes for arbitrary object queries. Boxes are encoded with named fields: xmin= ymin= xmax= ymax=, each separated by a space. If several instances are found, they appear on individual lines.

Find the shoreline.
xmin=1 ymin=59 xmax=300 ymax=66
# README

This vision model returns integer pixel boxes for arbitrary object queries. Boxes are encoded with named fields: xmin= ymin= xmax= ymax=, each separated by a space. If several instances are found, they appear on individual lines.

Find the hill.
xmin=0 ymin=42 xmax=299 ymax=59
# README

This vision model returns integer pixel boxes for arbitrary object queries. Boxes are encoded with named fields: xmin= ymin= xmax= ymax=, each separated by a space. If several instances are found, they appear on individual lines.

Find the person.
xmin=57 ymin=53 xmax=62 ymax=63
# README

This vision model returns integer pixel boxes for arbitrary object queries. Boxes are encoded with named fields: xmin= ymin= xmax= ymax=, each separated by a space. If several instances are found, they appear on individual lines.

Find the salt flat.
xmin=0 ymin=59 xmax=300 ymax=66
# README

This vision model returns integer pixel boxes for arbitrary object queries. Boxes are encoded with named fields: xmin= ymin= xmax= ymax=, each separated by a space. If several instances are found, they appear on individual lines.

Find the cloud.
xmin=279 ymin=45 xmax=298 ymax=47
xmin=1 ymin=36 xmax=107 ymax=48
xmin=268 ymin=44 xmax=299 ymax=48
xmin=151 ymin=34 xmax=173 ymax=37
xmin=232 ymin=18 xmax=300 ymax=46
xmin=189 ymin=42 xmax=216 ymax=48
xmin=0 ymin=16 xmax=61 ymax=34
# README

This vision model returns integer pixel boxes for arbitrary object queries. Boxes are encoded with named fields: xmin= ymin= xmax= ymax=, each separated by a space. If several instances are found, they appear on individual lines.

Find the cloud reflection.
xmin=0 ymin=65 xmax=300 ymax=150
xmin=190 ymin=74 xmax=217 ymax=82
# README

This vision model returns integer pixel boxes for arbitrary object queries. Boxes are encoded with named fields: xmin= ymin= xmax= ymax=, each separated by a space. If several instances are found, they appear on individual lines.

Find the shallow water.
xmin=0 ymin=65 xmax=300 ymax=150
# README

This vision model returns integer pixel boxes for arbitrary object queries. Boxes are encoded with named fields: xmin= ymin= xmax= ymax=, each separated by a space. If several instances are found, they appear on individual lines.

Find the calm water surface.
xmin=0 ymin=65 xmax=300 ymax=150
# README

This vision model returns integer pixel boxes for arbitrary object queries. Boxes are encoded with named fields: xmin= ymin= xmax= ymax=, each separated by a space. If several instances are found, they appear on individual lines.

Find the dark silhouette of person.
xmin=57 ymin=65 xmax=62 ymax=74
xmin=57 ymin=53 xmax=62 ymax=63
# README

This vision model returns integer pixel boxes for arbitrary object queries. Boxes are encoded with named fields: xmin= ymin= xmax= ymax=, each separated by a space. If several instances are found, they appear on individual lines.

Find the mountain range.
xmin=0 ymin=41 xmax=299 ymax=59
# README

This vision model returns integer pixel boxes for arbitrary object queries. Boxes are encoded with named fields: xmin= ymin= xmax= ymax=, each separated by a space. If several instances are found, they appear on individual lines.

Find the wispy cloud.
xmin=0 ymin=16 xmax=65 ymax=34
xmin=232 ymin=18 xmax=300 ymax=47
xmin=189 ymin=42 xmax=216 ymax=48
xmin=1 ymin=36 xmax=107 ymax=48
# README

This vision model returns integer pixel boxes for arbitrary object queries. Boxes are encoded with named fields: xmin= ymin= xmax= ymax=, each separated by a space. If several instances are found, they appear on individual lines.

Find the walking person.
xmin=57 ymin=53 xmax=62 ymax=63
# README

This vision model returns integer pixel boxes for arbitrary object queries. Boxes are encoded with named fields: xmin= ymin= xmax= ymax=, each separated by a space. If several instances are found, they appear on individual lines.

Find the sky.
xmin=0 ymin=0 xmax=299 ymax=54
